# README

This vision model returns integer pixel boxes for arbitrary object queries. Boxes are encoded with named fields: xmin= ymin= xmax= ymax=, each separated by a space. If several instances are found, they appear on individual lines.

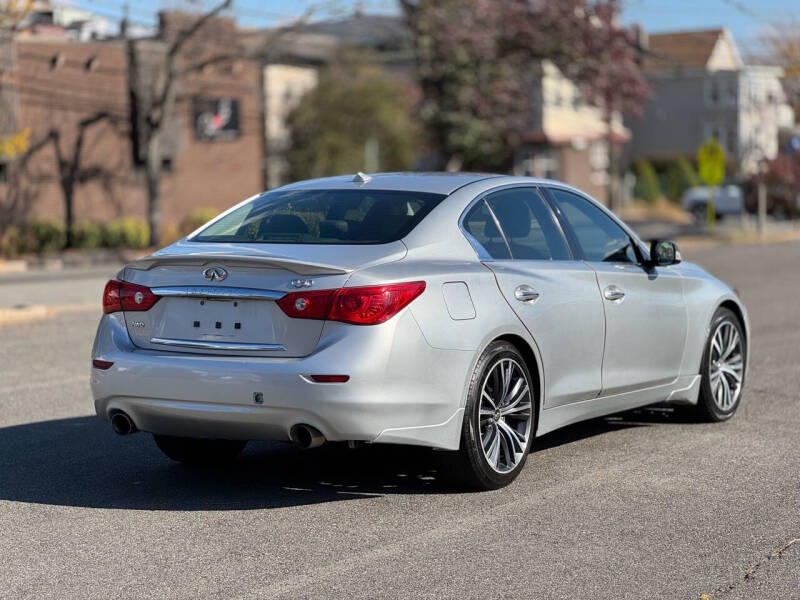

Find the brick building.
xmin=1 ymin=11 xmax=263 ymax=234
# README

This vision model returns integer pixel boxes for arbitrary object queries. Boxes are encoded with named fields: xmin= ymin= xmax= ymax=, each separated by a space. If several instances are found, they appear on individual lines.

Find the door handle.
xmin=603 ymin=285 xmax=625 ymax=302
xmin=514 ymin=285 xmax=540 ymax=303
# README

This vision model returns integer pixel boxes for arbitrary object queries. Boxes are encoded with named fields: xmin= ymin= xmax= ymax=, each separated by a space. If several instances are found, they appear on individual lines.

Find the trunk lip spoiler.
xmin=126 ymin=253 xmax=352 ymax=276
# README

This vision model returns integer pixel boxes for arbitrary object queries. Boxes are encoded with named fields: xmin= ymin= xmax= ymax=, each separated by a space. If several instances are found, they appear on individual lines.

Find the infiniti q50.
xmin=91 ymin=173 xmax=748 ymax=489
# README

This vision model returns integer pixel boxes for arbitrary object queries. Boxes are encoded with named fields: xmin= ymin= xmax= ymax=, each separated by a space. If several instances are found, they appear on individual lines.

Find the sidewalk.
xmin=0 ymin=247 xmax=146 ymax=276
xmin=0 ymin=264 xmax=121 ymax=326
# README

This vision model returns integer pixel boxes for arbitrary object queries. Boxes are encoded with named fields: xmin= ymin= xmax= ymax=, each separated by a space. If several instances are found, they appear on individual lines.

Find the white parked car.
xmin=682 ymin=185 xmax=744 ymax=222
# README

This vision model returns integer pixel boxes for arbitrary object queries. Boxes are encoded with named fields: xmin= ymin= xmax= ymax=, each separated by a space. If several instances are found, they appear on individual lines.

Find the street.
xmin=0 ymin=241 xmax=798 ymax=599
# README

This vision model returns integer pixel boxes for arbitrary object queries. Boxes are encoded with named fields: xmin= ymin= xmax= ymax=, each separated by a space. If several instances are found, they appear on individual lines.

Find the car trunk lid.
xmin=119 ymin=241 xmax=406 ymax=357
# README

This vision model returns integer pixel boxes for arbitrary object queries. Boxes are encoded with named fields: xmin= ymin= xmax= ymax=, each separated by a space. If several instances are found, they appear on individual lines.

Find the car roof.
xmin=277 ymin=172 xmax=505 ymax=196
xmin=275 ymin=172 xmax=607 ymax=198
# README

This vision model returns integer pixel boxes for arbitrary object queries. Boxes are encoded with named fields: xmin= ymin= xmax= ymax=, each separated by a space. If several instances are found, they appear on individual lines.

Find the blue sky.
xmin=73 ymin=0 xmax=796 ymax=54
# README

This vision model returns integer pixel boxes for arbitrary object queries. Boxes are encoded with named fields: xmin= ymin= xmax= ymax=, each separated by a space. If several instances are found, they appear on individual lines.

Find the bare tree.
xmin=127 ymin=0 xmax=315 ymax=246
xmin=19 ymin=113 xmax=126 ymax=247
xmin=760 ymin=24 xmax=800 ymax=121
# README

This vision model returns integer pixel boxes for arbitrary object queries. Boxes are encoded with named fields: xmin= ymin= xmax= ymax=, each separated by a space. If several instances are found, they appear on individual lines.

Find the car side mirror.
xmin=648 ymin=239 xmax=681 ymax=267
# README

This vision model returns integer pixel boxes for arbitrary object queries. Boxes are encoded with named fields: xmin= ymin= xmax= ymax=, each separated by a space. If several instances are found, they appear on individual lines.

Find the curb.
xmin=0 ymin=260 xmax=28 ymax=274
xmin=0 ymin=248 xmax=149 ymax=275
xmin=0 ymin=302 xmax=98 ymax=326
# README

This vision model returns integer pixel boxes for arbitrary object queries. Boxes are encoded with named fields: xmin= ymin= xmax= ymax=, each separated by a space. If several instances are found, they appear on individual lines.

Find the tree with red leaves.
xmin=401 ymin=0 xmax=648 ymax=205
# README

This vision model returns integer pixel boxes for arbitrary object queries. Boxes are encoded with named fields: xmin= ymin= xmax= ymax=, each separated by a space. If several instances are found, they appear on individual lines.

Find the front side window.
xmin=549 ymin=189 xmax=638 ymax=263
xmin=192 ymin=189 xmax=447 ymax=245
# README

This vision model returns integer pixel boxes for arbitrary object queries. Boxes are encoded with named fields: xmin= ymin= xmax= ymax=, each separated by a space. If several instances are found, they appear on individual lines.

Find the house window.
xmin=0 ymin=161 xmax=7 ymax=183
xmin=726 ymin=126 xmax=737 ymax=154
xmin=705 ymin=78 xmax=720 ymax=106
xmin=726 ymin=79 xmax=737 ymax=106
xmin=704 ymin=122 xmax=721 ymax=142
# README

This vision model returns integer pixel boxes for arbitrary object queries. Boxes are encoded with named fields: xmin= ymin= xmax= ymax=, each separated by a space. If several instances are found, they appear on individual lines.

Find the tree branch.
xmin=167 ymin=0 xmax=232 ymax=61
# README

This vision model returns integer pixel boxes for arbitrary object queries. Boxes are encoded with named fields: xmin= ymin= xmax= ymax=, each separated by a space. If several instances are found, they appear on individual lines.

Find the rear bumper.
xmin=91 ymin=312 xmax=471 ymax=450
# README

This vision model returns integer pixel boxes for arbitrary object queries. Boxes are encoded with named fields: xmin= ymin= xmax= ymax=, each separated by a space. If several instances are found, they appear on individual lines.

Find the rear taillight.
xmin=102 ymin=280 xmax=160 ymax=314
xmin=277 ymin=281 xmax=426 ymax=325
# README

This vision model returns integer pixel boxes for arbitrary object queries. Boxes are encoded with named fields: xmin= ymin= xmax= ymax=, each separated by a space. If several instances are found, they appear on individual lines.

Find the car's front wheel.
xmin=153 ymin=434 xmax=247 ymax=465
xmin=445 ymin=341 xmax=535 ymax=490
xmin=694 ymin=307 xmax=746 ymax=421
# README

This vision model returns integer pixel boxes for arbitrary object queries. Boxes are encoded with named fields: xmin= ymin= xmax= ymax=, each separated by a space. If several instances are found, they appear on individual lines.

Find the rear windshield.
xmin=191 ymin=189 xmax=447 ymax=245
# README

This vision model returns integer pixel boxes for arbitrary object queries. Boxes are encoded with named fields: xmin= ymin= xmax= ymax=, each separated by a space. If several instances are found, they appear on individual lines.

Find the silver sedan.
xmin=91 ymin=173 xmax=749 ymax=489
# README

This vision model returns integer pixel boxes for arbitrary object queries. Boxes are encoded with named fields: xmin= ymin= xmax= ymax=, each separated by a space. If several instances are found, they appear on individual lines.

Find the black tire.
xmin=153 ymin=434 xmax=247 ymax=465
xmin=693 ymin=307 xmax=746 ymax=422
xmin=442 ymin=341 xmax=536 ymax=490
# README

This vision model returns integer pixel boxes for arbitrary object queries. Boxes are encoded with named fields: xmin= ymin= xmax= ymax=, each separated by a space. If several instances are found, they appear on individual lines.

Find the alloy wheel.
xmin=478 ymin=358 xmax=533 ymax=473
xmin=709 ymin=319 xmax=744 ymax=412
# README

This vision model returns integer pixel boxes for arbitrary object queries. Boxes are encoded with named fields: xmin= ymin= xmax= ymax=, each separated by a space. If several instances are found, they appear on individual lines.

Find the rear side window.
xmin=549 ymin=189 xmax=638 ymax=263
xmin=463 ymin=200 xmax=511 ymax=259
xmin=485 ymin=188 xmax=571 ymax=260
xmin=191 ymin=189 xmax=447 ymax=245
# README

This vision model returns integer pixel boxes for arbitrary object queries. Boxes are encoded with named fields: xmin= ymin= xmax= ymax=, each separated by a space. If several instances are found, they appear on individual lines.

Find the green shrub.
xmin=633 ymin=159 xmax=661 ymax=204
xmin=0 ymin=225 xmax=22 ymax=257
xmin=25 ymin=220 xmax=66 ymax=253
xmin=105 ymin=217 xmax=149 ymax=249
xmin=664 ymin=157 xmax=700 ymax=203
xmin=180 ymin=208 xmax=219 ymax=235
xmin=71 ymin=221 xmax=105 ymax=249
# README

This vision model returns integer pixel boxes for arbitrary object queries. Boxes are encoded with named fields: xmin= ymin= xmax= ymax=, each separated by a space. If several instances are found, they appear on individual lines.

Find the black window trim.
xmin=540 ymin=185 xmax=648 ymax=265
xmin=459 ymin=184 xmax=575 ymax=262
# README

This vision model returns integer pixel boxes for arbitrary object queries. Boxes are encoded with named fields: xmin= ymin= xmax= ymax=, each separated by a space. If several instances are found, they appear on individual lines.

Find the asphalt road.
xmin=0 ymin=242 xmax=798 ymax=599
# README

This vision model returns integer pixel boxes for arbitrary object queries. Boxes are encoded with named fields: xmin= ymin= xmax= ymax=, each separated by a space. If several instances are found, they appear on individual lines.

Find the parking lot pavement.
xmin=0 ymin=242 xmax=798 ymax=599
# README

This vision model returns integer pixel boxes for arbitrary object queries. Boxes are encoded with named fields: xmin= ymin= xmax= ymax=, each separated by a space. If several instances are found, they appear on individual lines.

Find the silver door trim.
xmin=149 ymin=337 xmax=288 ymax=352
xmin=150 ymin=286 xmax=286 ymax=301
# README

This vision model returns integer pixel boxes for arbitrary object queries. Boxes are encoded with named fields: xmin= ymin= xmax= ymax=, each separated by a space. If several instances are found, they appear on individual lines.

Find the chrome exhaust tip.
xmin=290 ymin=424 xmax=325 ymax=449
xmin=110 ymin=411 xmax=136 ymax=436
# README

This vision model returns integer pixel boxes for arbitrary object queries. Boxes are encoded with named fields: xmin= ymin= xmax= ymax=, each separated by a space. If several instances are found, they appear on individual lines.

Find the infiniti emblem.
xmin=291 ymin=279 xmax=313 ymax=288
xmin=203 ymin=266 xmax=228 ymax=282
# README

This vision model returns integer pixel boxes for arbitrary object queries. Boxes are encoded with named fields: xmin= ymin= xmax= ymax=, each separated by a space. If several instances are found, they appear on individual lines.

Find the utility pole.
xmin=757 ymin=166 xmax=767 ymax=237
xmin=259 ymin=57 xmax=270 ymax=190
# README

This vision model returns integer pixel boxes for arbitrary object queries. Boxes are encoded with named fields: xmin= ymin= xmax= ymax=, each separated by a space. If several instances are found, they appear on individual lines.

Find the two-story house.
xmin=626 ymin=28 xmax=794 ymax=176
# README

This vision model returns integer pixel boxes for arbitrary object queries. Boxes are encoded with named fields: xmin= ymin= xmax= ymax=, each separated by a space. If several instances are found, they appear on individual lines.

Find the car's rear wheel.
xmin=694 ymin=307 xmax=746 ymax=422
xmin=444 ymin=341 xmax=535 ymax=490
xmin=153 ymin=434 xmax=247 ymax=465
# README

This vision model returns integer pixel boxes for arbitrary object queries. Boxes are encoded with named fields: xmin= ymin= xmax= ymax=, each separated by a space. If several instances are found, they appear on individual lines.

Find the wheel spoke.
xmin=497 ymin=420 xmax=526 ymax=454
xmin=721 ymin=330 xmax=740 ymax=361
xmin=721 ymin=374 xmax=732 ymax=409
xmin=502 ymin=377 xmax=524 ymax=407
xmin=719 ymin=364 xmax=742 ymax=382
xmin=481 ymin=390 xmax=497 ymax=411
xmin=482 ymin=423 xmax=495 ymax=450
xmin=486 ymin=428 xmax=501 ymax=466
xmin=502 ymin=380 xmax=528 ymax=411
xmin=497 ymin=427 xmax=512 ymax=469
xmin=502 ymin=401 xmax=532 ymax=417
xmin=500 ymin=362 xmax=512 ymax=403
xmin=711 ymin=335 xmax=722 ymax=358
